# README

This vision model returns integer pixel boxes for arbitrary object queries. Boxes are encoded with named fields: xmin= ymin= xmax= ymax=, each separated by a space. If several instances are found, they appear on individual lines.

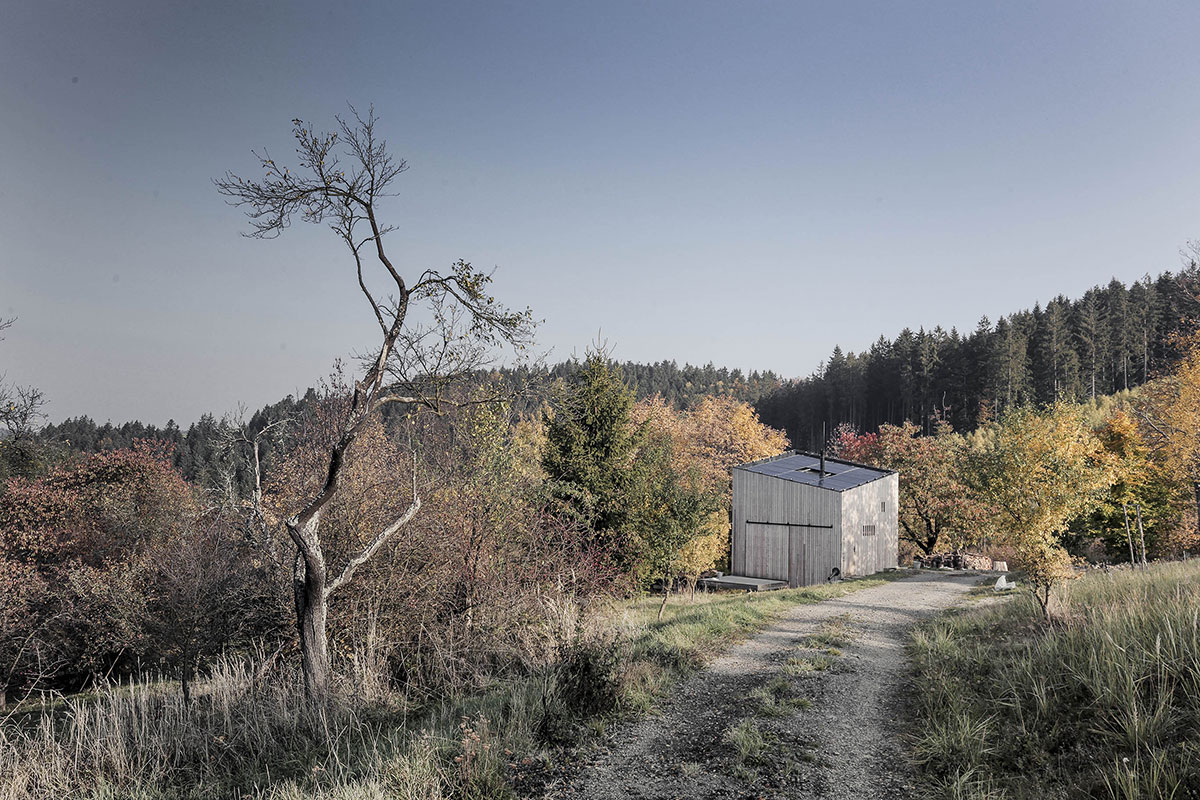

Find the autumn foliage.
xmin=0 ymin=444 xmax=199 ymax=700
xmin=633 ymin=395 xmax=788 ymax=588
xmin=832 ymin=421 xmax=987 ymax=557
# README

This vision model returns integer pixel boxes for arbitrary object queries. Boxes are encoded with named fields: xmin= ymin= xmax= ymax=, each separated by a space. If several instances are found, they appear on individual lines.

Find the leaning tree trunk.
xmin=294 ymin=547 xmax=331 ymax=701
xmin=1033 ymin=582 xmax=1053 ymax=622
xmin=658 ymin=570 xmax=672 ymax=622
xmin=286 ymin=466 xmax=420 ymax=704
xmin=1193 ymin=481 xmax=1200 ymax=538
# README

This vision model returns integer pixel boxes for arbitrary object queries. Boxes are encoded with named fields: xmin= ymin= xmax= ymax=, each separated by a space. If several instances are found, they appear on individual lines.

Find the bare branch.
xmin=324 ymin=450 xmax=421 ymax=600
xmin=325 ymin=496 xmax=420 ymax=599
xmin=1 ymin=383 xmax=45 ymax=439
xmin=350 ymin=238 xmax=387 ymax=334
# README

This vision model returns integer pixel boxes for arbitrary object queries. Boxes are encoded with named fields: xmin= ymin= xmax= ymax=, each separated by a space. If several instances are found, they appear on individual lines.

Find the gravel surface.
xmin=535 ymin=571 xmax=980 ymax=800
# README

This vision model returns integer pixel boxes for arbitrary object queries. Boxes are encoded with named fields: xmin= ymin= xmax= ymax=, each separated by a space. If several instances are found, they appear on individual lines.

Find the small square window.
xmin=862 ymin=524 xmax=876 ymax=536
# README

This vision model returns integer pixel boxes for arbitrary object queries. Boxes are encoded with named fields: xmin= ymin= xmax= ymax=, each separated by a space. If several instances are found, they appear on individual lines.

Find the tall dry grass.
xmin=0 ymin=571 xmax=905 ymax=799
xmin=909 ymin=560 xmax=1200 ymax=799
xmin=0 ymin=590 xmax=622 ymax=800
xmin=2 ymin=656 xmax=390 ymax=799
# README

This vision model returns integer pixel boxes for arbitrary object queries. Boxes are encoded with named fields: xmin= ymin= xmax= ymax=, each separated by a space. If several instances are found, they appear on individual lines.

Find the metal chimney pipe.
xmin=820 ymin=422 xmax=826 ymax=482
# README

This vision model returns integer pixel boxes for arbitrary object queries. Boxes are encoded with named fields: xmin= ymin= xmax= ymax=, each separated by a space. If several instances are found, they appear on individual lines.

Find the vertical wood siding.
xmin=731 ymin=469 xmax=845 ymax=586
xmin=838 ymin=473 xmax=899 ymax=576
xmin=744 ymin=523 xmax=789 ymax=580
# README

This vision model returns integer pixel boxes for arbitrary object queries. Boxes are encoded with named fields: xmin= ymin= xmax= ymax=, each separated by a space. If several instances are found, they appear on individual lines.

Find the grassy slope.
xmin=908 ymin=561 xmax=1200 ymax=800
xmin=0 ymin=573 xmax=907 ymax=800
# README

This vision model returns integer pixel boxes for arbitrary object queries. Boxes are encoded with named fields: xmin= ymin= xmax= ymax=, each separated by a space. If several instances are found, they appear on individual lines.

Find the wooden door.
xmin=744 ymin=523 xmax=789 ymax=581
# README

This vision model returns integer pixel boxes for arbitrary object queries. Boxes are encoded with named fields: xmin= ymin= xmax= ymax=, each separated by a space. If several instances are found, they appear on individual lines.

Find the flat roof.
xmin=733 ymin=451 xmax=894 ymax=492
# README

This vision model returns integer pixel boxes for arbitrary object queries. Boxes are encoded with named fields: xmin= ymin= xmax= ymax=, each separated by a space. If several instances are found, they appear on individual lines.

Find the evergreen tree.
xmin=1104 ymin=279 xmax=1133 ymax=392
xmin=1129 ymin=277 xmax=1155 ymax=384
xmin=542 ymin=353 xmax=643 ymax=566
xmin=1074 ymin=288 xmax=1106 ymax=400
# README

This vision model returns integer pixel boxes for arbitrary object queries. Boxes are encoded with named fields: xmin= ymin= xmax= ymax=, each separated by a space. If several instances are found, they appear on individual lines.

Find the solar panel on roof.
xmin=822 ymin=475 xmax=859 ymax=490
xmin=736 ymin=452 xmax=891 ymax=491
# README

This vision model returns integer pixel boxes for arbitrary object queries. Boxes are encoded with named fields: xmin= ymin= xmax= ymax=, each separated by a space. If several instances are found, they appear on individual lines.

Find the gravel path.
xmin=536 ymin=571 xmax=980 ymax=800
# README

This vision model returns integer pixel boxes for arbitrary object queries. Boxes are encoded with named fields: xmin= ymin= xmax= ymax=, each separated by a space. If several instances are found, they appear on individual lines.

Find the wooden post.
xmin=1123 ymin=503 xmax=1136 ymax=566
xmin=1135 ymin=502 xmax=1148 ymax=567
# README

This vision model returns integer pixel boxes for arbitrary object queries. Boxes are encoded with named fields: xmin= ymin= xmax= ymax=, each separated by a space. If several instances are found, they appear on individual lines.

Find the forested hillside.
xmin=549 ymin=359 xmax=781 ymax=409
xmin=757 ymin=265 xmax=1200 ymax=448
xmin=37 ymin=360 xmax=782 ymax=489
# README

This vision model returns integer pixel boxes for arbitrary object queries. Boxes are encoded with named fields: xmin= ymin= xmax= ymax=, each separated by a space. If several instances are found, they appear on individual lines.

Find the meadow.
xmin=909 ymin=561 xmax=1200 ymax=799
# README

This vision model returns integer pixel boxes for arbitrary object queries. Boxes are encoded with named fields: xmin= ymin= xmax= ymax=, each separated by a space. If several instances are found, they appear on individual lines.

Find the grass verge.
xmin=618 ymin=572 xmax=906 ymax=712
xmin=908 ymin=560 xmax=1200 ymax=799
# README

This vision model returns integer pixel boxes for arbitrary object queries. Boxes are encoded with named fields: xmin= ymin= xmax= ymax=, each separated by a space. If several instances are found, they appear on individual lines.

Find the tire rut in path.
xmin=537 ymin=572 xmax=979 ymax=800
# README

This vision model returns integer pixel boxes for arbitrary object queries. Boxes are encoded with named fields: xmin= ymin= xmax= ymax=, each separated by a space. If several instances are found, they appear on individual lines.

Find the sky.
xmin=2 ymin=1 xmax=1200 ymax=426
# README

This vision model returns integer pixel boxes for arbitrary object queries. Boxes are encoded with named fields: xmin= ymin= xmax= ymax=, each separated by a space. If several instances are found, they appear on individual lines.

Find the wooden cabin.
xmin=730 ymin=451 xmax=898 ymax=587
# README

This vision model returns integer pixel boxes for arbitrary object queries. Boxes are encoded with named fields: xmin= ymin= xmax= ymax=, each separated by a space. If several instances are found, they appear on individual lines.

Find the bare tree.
xmin=0 ymin=318 xmax=47 ymax=482
xmin=145 ymin=516 xmax=259 ymax=703
xmin=215 ymin=106 xmax=535 ymax=701
xmin=0 ymin=317 xmax=45 ymax=440
xmin=213 ymin=409 xmax=290 ymax=552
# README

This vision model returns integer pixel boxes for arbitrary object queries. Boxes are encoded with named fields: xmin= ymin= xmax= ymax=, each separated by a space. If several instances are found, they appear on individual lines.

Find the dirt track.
xmin=536 ymin=571 xmax=980 ymax=800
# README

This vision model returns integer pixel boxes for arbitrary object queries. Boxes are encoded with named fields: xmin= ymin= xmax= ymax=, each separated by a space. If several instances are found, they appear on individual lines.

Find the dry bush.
xmin=1154 ymin=520 xmax=1200 ymax=559
xmin=0 ymin=444 xmax=204 ymax=701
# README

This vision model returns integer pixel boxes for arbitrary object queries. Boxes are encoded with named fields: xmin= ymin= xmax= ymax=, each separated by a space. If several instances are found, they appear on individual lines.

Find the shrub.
xmin=538 ymin=630 xmax=626 ymax=743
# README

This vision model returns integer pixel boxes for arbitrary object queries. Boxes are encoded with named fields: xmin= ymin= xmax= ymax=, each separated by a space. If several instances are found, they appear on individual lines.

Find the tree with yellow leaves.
xmin=1092 ymin=409 xmax=1162 ymax=564
xmin=632 ymin=396 xmax=787 ymax=605
xmin=1139 ymin=331 xmax=1200 ymax=539
xmin=965 ymin=402 xmax=1115 ymax=620
xmin=685 ymin=396 xmax=791 ymax=491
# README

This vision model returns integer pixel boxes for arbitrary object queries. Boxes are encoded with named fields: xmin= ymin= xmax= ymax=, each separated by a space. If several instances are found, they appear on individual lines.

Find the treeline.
xmin=757 ymin=266 xmax=1200 ymax=448
xmin=560 ymin=359 xmax=781 ymax=409
xmin=832 ymin=327 xmax=1200 ymax=622
xmin=35 ymin=360 xmax=781 ymax=491
xmin=37 ymin=390 xmax=320 ymax=490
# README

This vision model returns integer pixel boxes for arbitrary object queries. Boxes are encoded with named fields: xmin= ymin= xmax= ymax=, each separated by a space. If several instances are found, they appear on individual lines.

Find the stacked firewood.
xmin=913 ymin=551 xmax=994 ymax=571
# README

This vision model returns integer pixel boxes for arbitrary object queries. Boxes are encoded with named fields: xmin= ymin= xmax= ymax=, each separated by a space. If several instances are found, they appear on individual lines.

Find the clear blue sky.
xmin=3 ymin=1 xmax=1199 ymax=426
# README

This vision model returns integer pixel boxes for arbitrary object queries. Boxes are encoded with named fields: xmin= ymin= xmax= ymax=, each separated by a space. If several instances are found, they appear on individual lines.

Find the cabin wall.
xmin=731 ymin=469 xmax=842 ymax=586
xmin=839 ymin=473 xmax=899 ymax=576
xmin=883 ymin=473 xmax=899 ymax=569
